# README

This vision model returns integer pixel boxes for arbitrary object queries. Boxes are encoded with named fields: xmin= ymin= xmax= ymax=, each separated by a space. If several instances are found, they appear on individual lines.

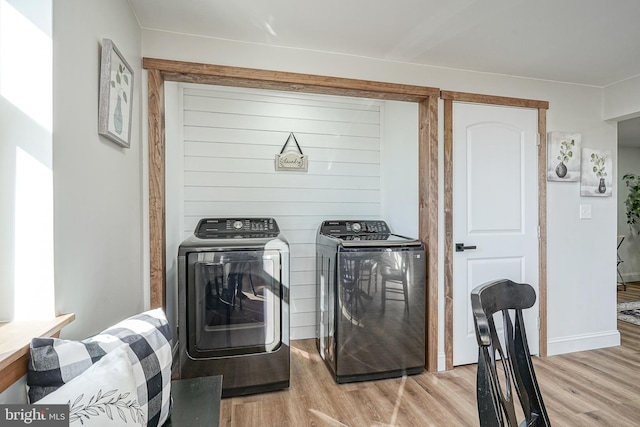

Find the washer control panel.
xmin=195 ymin=218 xmax=279 ymax=238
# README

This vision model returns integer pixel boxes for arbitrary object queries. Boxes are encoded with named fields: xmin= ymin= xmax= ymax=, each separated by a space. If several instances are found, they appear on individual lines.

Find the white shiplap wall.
xmin=180 ymin=84 xmax=383 ymax=339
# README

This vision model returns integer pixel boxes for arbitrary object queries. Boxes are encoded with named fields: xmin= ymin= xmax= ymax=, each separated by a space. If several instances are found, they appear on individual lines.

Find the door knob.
xmin=455 ymin=243 xmax=477 ymax=252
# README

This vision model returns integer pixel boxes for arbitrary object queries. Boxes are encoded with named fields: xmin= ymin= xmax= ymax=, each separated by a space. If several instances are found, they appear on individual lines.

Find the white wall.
xmin=617 ymin=146 xmax=640 ymax=282
xmin=53 ymin=0 xmax=144 ymax=339
xmin=381 ymin=101 xmax=419 ymax=237
xmin=604 ymin=76 xmax=640 ymax=287
xmin=142 ymin=31 xmax=619 ymax=364
xmin=165 ymin=82 xmax=181 ymax=348
xmin=604 ymin=75 xmax=640 ymax=121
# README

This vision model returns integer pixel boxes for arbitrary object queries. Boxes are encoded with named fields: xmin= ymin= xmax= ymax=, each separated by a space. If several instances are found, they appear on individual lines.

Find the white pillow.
xmin=36 ymin=345 xmax=147 ymax=426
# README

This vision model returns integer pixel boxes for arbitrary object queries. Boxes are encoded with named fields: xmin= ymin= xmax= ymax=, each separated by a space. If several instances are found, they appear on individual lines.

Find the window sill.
xmin=0 ymin=314 xmax=75 ymax=394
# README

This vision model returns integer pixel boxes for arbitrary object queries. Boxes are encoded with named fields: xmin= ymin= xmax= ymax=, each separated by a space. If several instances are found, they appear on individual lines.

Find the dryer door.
xmin=187 ymin=249 xmax=282 ymax=357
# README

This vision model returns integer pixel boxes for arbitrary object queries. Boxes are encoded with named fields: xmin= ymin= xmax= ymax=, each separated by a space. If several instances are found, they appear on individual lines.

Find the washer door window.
xmin=190 ymin=250 xmax=281 ymax=356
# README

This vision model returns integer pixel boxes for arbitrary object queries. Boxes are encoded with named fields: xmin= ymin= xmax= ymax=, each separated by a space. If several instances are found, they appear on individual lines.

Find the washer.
xmin=316 ymin=220 xmax=426 ymax=383
xmin=177 ymin=217 xmax=289 ymax=397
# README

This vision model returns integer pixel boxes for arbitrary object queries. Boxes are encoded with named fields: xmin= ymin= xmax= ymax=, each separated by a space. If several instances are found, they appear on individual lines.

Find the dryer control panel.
xmin=319 ymin=220 xmax=390 ymax=236
xmin=195 ymin=218 xmax=279 ymax=239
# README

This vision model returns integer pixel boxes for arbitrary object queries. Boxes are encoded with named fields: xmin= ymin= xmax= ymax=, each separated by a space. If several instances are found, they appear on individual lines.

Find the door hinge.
xmin=537 ymin=133 xmax=541 ymax=146
xmin=537 ymin=225 xmax=541 ymax=239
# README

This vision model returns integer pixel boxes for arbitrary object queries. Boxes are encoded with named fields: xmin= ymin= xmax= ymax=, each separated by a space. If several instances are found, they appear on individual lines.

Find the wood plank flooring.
xmin=219 ymin=282 xmax=640 ymax=426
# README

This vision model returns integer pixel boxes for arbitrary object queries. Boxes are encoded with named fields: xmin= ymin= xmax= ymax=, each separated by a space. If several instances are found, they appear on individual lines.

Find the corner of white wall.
xmin=53 ymin=0 xmax=145 ymax=339
xmin=603 ymin=75 xmax=640 ymax=121
xmin=0 ymin=376 xmax=28 ymax=404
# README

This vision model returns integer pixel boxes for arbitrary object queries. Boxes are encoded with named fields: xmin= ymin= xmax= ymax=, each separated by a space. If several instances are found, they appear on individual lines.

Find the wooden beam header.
xmin=143 ymin=57 xmax=439 ymax=102
xmin=440 ymin=90 xmax=549 ymax=110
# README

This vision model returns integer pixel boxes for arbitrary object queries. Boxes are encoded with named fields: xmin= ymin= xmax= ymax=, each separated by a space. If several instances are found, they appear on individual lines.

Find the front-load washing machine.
xmin=177 ymin=217 xmax=289 ymax=397
xmin=316 ymin=220 xmax=426 ymax=383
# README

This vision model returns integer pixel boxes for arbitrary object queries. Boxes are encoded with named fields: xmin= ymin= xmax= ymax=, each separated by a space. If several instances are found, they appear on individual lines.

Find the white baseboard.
xmin=437 ymin=332 xmax=620 ymax=369
xmin=291 ymin=325 xmax=316 ymax=340
xmin=413 ymin=332 xmax=620 ymax=370
xmin=438 ymin=352 xmax=446 ymax=372
xmin=547 ymin=330 xmax=620 ymax=356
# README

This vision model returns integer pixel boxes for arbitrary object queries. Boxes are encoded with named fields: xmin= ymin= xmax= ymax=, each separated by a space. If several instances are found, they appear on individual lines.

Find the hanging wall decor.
xmin=98 ymin=38 xmax=134 ymax=148
xmin=547 ymin=131 xmax=581 ymax=181
xmin=580 ymin=148 xmax=612 ymax=197
xmin=275 ymin=132 xmax=308 ymax=172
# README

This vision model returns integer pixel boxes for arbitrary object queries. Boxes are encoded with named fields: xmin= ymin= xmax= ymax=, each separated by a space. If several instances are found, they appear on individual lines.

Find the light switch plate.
xmin=580 ymin=204 xmax=592 ymax=219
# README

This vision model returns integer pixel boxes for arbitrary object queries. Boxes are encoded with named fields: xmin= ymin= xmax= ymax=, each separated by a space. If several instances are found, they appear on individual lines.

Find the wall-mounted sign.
xmin=275 ymin=133 xmax=308 ymax=172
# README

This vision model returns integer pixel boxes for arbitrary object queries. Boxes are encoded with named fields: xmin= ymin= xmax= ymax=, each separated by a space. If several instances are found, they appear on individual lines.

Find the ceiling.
xmin=129 ymin=0 xmax=640 ymax=87
xmin=128 ymin=0 xmax=640 ymax=146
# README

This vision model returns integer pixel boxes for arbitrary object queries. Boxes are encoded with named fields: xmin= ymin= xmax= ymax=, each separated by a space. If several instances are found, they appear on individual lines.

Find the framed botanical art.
xmin=98 ymin=38 xmax=134 ymax=148
xmin=580 ymin=148 xmax=612 ymax=197
xmin=547 ymin=131 xmax=581 ymax=181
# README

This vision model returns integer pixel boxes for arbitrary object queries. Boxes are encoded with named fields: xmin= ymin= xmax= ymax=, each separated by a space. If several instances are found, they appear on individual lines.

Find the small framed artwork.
xmin=580 ymin=148 xmax=612 ymax=197
xmin=98 ymin=38 xmax=134 ymax=148
xmin=547 ymin=132 xmax=581 ymax=181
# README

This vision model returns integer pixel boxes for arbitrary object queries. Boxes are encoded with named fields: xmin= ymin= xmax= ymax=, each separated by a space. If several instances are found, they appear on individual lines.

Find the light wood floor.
xmin=219 ymin=283 xmax=640 ymax=426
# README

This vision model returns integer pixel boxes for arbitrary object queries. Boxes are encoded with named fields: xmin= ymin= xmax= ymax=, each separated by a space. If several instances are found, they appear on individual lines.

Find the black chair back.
xmin=471 ymin=279 xmax=551 ymax=427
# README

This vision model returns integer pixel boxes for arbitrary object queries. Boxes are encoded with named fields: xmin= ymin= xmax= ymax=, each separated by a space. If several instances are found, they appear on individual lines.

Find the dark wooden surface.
xmin=165 ymin=375 xmax=222 ymax=427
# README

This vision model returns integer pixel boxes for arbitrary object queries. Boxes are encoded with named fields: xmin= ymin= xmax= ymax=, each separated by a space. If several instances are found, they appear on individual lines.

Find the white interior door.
xmin=452 ymin=102 xmax=539 ymax=366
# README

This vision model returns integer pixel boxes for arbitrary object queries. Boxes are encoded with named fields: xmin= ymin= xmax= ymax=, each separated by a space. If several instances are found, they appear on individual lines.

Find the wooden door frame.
xmin=441 ymin=91 xmax=549 ymax=370
xmin=142 ymin=58 xmax=441 ymax=371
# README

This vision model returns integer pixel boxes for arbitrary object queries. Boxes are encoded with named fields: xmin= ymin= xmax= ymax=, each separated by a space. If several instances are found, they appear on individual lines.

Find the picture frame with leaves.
xmin=580 ymin=148 xmax=612 ymax=197
xmin=547 ymin=131 xmax=581 ymax=181
xmin=98 ymin=38 xmax=134 ymax=148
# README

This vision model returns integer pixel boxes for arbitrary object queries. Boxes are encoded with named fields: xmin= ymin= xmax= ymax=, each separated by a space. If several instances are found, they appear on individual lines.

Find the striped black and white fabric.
xmin=28 ymin=308 xmax=172 ymax=427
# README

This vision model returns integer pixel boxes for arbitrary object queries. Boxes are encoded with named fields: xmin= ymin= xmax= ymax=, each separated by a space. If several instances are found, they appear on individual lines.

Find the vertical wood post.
xmin=538 ymin=108 xmax=548 ymax=358
xmin=419 ymin=96 xmax=439 ymax=372
xmin=443 ymin=98 xmax=454 ymax=370
xmin=148 ymin=69 xmax=166 ymax=309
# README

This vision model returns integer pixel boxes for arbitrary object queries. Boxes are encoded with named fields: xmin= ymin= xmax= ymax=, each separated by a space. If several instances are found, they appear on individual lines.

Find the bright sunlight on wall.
xmin=0 ymin=0 xmax=54 ymax=320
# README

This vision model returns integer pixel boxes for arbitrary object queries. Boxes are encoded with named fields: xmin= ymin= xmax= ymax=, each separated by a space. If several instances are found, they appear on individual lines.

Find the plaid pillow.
xmin=28 ymin=308 xmax=172 ymax=427
xmin=36 ymin=345 xmax=147 ymax=426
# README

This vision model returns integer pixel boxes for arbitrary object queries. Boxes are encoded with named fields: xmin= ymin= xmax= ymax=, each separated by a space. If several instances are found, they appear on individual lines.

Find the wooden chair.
xmin=380 ymin=253 xmax=409 ymax=312
xmin=471 ymin=279 xmax=551 ymax=427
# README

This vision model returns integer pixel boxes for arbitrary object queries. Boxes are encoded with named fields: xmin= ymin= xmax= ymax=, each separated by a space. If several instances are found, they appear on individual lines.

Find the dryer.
xmin=177 ymin=218 xmax=289 ymax=397
xmin=316 ymin=220 xmax=426 ymax=383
